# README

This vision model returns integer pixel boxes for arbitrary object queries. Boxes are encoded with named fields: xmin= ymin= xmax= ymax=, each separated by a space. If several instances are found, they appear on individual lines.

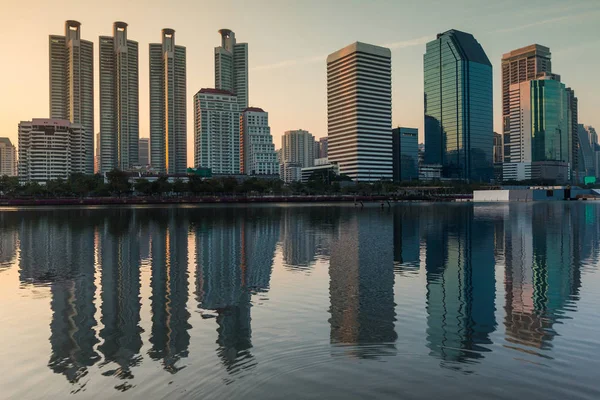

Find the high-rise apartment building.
xmin=99 ymin=22 xmax=139 ymax=172
xmin=0 ymin=138 xmax=17 ymax=177
xmin=567 ymin=88 xmax=579 ymax=181
xmin=49 ymin=20 xmax=94 ymax=174
xmin=577 ymin=124 xmax=598 ymax=179
xmin=281 ymin=130 xmax=316 ymax=168
xmin=139 ymin=138 xmax=150 ymax=166
xmin=215 ymin=29 xmax=248 ymax=110
xmin=327 ymin=42 xmax=392 ymax=182
xmin=493 ymin=132 xmax=503 ymax=163
xmin=392 ymin=127 xmax=418 ymax=182
xmin=424 ymin=30 xmax=493 ymax=181
xmin=318 ymin=137 xmax=328 ymax=159
xmin=194 ymin=89 xmax=240 ymax=174
xmin=18 ymin=119 xmax=84 ymax=183
xmin=149 ymin=29 xmax=187 ymax=174
xmin=240 ymin=108 xmax=278 ymax=175
xmin=501 ymin=45 xmax=552 ymax=164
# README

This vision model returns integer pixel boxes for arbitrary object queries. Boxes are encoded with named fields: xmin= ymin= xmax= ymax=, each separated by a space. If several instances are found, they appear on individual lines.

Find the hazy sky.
xmin=1 ymin=0 xmax=599 ymax=166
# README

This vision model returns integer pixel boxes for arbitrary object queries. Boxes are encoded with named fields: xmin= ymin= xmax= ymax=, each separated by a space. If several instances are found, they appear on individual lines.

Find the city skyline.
xmin=1 ymin=1 xmax=598 ymax=167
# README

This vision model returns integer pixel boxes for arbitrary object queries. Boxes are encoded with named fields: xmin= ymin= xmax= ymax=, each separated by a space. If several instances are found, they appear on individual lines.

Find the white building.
xmin=149 ymin=29 xmax=187 ymax=174
xmin=240 ymin=107 xmax=278 ymax=175
xmin=18 ymin=119 xmax=85 ymax=183
xmin=49 ymin=20 xmax=94 ymax=174
xmin=281 ymin=129 xmax=316 ymax=169
xmin=503 ymin=162 xmax=533 ymax=181
xmin=215 ymin=29 xmax=248 ymax=110
xmin=301 ymin=159 xmax=339 ymax=183
xmin=327 ymin=42 xmax=392 ymax=181
xmin=0 ymin=138 xmax=17 ymax=177
xmin=99 ymin=22 xmax=139 ymax=172
xmin=194 ymin=89 xmax=240 ymax=174
xmin=280 ymin=163 xmax=302 ymax=183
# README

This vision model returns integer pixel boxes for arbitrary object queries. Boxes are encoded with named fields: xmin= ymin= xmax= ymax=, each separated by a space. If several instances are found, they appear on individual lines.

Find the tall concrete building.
xmin=49 ymin=20 xmax=94 ymax=175
xmin=0 ymin=138 xmax=17 ymax=177
xmin=240 ymin=107 xmax=278 ymax=175
xmin=327 ymin=42 xmax=392 ymax=182
xmin=424 ymin=30 xmax=493 ymax=182
xmin=502 ymin=45 xmax=552 ymax=163
xmin=281 ymin=130 xmax=316 ymax=168
xmin=318 ymin=137 xmax=328 ymax=158
xmin=215 ymin=29 xmax=248 ymax=110
xmin=99 ymin=22 xmax=139 ymax=172
xmin=18 ymin=119 xmax=84 ymax=183
xmin=149 ymin=29 xmax=187 ymax=174
xmin=194 ymin=89 xmax=240 ymax=174
xmin=138 ymin=138 xmax=150 ymax=167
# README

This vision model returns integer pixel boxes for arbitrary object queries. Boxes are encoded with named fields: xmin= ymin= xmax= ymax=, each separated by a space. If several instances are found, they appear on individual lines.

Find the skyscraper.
xmin=392 ymin=127 xmax=418 ymax=182
xmin=0 ymin=138 xmax=17 ymax=177
xmin=566 ymin=88 xmax=579 ymax=181
xmin=240 ymin=107 xmax=278 ymax=175
xmin=493 ymin=132 xmax=503 ymax=163
xmin=139 ymin=138 xmax=150 ymax=167
xmin=318 ymin=137 xmax=328 ymax=159
xmin=99 ymin=22 xmax=139 ymax=172
xmin=149 ymin=29 xmax=187 ymax=174
xmin=49 ymin=20 xmax=94 ymax=174
xmin=281 ymin=130 xmax=316 ymax=168
xmin=194 ymin=88 xmax=240 ymax=174
xmin=215 ymin=29 xmax=248 ymax=110
xmin=327 ymin=42 xmax=392 ymax=182
xmin=424 ymin=30 xmax=493 ymax=182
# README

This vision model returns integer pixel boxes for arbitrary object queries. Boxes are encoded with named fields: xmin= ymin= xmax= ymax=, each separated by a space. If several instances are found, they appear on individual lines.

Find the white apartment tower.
xmin=194 ymin=89 xmax=240 ymax=174
xmin=99 ymin=22 xmax=139 ymax=172
xmin=240 ymin=108 xmax=278 ymax=175
xmin=0 ymin=138 xmax=17 ymax=177
xmin=49 ymin=20 xmax=94 ymax=174
xmin=18 ymin=119 xmax=84 ymax=183
xmin=149 ymin=29 xmax=187 ymax=174
xmin=327 ymin=42 xmax=392 ymax=181
xmin=281 ymin=130 xmax=316 ymax=168
xmin=215 ymin=29 xmax=248 ymax=110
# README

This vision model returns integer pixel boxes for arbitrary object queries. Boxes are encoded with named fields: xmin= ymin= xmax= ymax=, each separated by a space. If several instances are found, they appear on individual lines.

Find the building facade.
xmin=18 ymin=119 xmax=84 ymax=183
xmin=215 ymin=29 xmax=248 ymax=110
xmin=0 ymin=138 xmax=17 ymax=177
xmin=149 ymin=29 xmax=187 ymax=174
xmin=578 ymin=125 xmax=599 ymax=179
xmin=392 ymin=127 xmax=418 ymax=182
xmin=318 ymin=137 xmax=328 ymax=159
xmin=49 ymin=20 xmax=94 ymax=174
xmin=240 ymin=108 xmax=278 ymax=175
xmin=139 ymin=138 xmax=150 ymax=167
xmin=327 ymin=42 xmax=392 ymax=182
xmin=281 ymin=130 xmax=316 ymax=169
xmin=424 ymin=30 xmax=493 ymax=182
xmin=194 ymin=89 xmax=240 ymax=174
xmin=493 ymin=132 xmax=503 ymax=163
xmin=99 ymin=22 xmax=139 ymax=172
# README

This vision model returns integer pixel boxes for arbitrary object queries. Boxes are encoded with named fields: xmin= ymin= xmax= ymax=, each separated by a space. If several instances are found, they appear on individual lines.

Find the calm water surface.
xmin=0 ymin=203 xmax=599 ymax=399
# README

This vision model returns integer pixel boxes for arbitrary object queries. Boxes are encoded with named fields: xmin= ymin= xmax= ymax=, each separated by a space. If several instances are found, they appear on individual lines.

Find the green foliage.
xmin=106 ymin=169 xmax=131 ymax=196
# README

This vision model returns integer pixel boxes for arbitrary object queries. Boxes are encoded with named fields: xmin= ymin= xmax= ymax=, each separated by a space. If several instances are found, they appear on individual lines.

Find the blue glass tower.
xmin=424 ymin=30 xmax=493 ymax=181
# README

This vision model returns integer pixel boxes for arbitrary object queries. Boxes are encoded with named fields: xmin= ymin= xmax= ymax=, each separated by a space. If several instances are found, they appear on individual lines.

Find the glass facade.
xmin=392 ymin=127 xmax=418 ymax=182
xmin=424 ymin=30 xmax=493 ymax=182
xmin=530 ymin=79 xmax=569 ymax=163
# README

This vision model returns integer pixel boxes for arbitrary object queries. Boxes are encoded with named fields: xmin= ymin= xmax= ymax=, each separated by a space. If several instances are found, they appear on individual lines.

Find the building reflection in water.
xmin=393 ymin=208 xmax=420 ymax=275
xmin=328 ymin=210 xmax=397 ymax=358
xmin=0 ymin=212 xmax=19 ymax=271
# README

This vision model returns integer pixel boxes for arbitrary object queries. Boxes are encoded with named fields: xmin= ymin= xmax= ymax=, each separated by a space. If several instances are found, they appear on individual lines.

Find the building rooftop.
xmin=327 ymin=41 xmax=391 ymax=64
xmin=436 ymin=29 xmax=491 ymax=66
xmin=0 ymin=137 xmax=14 ymax=146
xmin=242 ymin=107 xmax=266 ymax=113
xmin=502 ymin=44 xmax=551 ymax=61
xmin=197 ymin=88 xmax=235 ymax=96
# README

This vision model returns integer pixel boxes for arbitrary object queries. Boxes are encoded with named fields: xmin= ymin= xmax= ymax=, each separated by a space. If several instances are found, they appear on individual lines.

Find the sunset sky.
xmin=1 ymin=0 xmax=599 ymax=165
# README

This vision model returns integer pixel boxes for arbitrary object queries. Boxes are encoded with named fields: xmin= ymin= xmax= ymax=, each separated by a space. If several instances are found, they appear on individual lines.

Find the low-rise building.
xmin=301 ymin=159 xmax=339 ymax=183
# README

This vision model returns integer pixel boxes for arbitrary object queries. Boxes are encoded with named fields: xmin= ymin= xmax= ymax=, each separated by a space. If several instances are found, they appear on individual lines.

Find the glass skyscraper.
xmin=392 ymin=127 xmax=418 ymax=182
xmin=424 ymin=30 xmax=493 ymax=182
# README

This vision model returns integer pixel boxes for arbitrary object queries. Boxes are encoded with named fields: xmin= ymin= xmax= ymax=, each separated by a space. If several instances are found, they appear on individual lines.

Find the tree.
xmin=106 ymin=169 xmax=131 ymax=196
xmin=134 ymin=178 xmax=152 ymax=196
xmin=173 ymin=179 xmax=187 ymax=196
xmin=152 ymin=176 xmax=172 ymax=197
xmin=0 ymin=175 xmax=19 ymax=197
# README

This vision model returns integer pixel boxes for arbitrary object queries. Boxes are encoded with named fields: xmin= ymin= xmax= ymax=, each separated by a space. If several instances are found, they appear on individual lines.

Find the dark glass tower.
xmin=424 ymin=30 xmax=493 ymax=181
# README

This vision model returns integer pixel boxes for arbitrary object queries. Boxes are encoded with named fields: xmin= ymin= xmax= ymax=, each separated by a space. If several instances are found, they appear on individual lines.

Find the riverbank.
xmin=0 ymin=194 xmax=470 ymax=207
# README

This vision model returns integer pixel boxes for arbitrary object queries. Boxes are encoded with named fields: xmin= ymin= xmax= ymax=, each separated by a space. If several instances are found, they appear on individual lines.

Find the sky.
xmin=1 ymin=0 xmax=599 ymax=166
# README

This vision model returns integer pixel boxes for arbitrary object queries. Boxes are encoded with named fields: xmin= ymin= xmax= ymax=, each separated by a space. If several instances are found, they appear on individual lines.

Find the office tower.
xmin=567 ymin=88 xmax=579 ymax=181
xmin=0 ymin=138 xmax=17 ymax=176
xmin=149 ymin=29 xmax=187 ymax=174
xmin=281 ymin=130 xmax=316 ymax=168
xmin=392 ymin=127 xmax=418 ymax=182
xmin=99 ymin=22 xmax=139 ymax=172
xmin=578 ymin=125 xmax=599 ymax=179
xmin=194 ymin=88 xmax=240 ymax=174
xmin=502 ymin=45 xmax=552 ymax=163
xmin=49 ymin=20 xmax=94 ymax=174
xmin=240 ymin=107 xmax=278 ymax=175
xmin=424 ymin=30 xmax=493 ymax=182
xmin=318 ymin=137 xmax=328 ymax=159
xmin=493 ymin=132 xmax=503 ymax=163
xmin=327 ymin=42 xmax=392 ymax=182
xmin=215 ymin=29 xmax=249 ymax=110
xmin=18 ymin=119 xmax=85 ymax=183
xmin=138 ymin=138 xmax=150 ymax=166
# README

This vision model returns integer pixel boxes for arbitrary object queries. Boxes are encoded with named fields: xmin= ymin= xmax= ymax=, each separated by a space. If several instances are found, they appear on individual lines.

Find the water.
xmin=0 ymin=203 xmax=599 ymax=399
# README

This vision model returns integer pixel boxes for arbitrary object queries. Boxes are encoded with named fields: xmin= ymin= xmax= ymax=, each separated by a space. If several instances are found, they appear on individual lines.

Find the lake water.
xmin=0 ymin=203 xmax=599 ymax=399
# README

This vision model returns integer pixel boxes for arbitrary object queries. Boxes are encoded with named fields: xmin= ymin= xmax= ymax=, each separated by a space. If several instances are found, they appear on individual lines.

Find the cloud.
xmin=494 ymin=11 xmax=600 ymax=34
xmin=252 ymin=35 xmax=431 ymax=71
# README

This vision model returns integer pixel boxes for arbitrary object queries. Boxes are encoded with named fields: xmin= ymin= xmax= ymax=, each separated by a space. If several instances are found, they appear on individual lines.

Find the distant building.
xmin=424 ymin=30 xmax=493 ymax=181
xmin=318 ymin=137 xmax=328 ymax=158
xmin=240 ymin=107 xmax=278 ymax=175
xmin=280 ymin=163 xmax=302 ymax=183
xmin=194 ymin=89 xmax=240 ymax=174
xmin=149 ymin=29 xmax=187 ymax=174
xmin=95 ymin=133 xmax=100 ymax=173
xmin=215 ymin=29 xmax=248 ymax=110
xmin=18 ymin=119 xmax=84 ymax=183
xmin=99 ymin=22 xmax=139 ymax=172
xmin=49 ymin=20 xmax=94 ymax=175
xmin=419 ymin=164 xmax=442 ymax=181
xmin=493 ymin=132 xmax=503 ymax=163
xmin=139 ymin=138 xmax=150 ymax=167
xmin=281 ymin=129 xmax=315 ymax=168
xmin=577 ymin=125 xmax=599 ymax=179
xmin=502 ymin=161 xmax=570 ymax=184
xmin=301 ymin=159 xmax=339 ymax=183
xmin=327 ymin=42 xmax=392 ymax=181
xmin=0 ymin=138 xmax=17 ymax=177
xmin=566 ymin=88 xmax=579 ymax=181
xmin=392 ymin=127 xmax=418 ymax=182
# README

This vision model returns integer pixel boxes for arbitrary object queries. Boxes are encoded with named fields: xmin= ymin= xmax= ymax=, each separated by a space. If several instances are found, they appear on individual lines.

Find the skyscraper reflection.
xmin=393 ymin=208 xmax=420 ymax=274
xmin=0 ymin=212 xmax=19 ymax=271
